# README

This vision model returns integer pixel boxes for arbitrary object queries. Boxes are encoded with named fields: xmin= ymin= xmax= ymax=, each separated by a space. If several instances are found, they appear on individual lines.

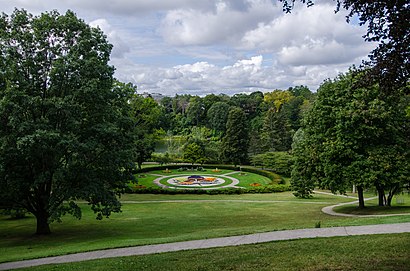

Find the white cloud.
xmin=89 ymin=19 xmax=130 ymax=58
xmin=159 ymin=0 xmax=279 ymax=46
xmin=0 ymin=0 xmax=377 ymax=96
xmin=240 ymin=4 xmax=375 ymax=66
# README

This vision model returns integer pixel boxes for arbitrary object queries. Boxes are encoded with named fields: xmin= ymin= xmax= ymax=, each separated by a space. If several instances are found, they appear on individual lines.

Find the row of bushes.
xmin=125 ymin=184 xmax=291 ymax=195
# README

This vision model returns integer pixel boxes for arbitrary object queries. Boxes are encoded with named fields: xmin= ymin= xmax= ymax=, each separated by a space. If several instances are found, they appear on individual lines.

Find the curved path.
xmin=315 ymin=191 xmax=410 ymax=217
xmin=1 ymin=223 xmax=410 ymax=270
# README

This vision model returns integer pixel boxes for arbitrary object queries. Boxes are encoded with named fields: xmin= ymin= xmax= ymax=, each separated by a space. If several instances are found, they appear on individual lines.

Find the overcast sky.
xmin=1 ymin=0 xmax=376 ymax=96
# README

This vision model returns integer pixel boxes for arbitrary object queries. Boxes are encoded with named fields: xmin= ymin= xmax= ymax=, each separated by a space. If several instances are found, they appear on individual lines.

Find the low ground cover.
xmin=16 ymin=233 xmax=410 ymax=271
xmin=1 ymin=192 xmax=410 ymax=263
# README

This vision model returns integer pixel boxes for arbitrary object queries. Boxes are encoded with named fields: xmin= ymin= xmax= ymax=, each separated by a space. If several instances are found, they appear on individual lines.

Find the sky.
xmin=0 ymin=0 xmax=376 ymax=96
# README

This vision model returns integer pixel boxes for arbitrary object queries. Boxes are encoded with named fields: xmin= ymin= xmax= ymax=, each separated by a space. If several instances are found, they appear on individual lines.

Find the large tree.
xmin=291 ymin=70 xmax=409 ymax=208
xmin=0 ymin=10 xmax=135 ymax=234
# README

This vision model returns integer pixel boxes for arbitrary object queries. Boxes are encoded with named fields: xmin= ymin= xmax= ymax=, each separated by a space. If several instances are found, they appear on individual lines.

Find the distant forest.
xmin=132 ymin=84 xmax=314 ymax=175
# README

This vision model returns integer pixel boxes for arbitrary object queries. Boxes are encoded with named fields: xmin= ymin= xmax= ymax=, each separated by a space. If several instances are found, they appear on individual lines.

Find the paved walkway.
xmin=315 ymin=191 xmax=410 ymax=218
xmin=1 ymin=223 xmax=410 ymax=270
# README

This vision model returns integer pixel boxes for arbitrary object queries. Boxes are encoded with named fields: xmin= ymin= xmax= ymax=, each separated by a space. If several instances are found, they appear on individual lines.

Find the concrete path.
xmin=314 ymin=191 xmax=410 ymax=218
xmin=1 ymin=223 xmax=410 ymax=270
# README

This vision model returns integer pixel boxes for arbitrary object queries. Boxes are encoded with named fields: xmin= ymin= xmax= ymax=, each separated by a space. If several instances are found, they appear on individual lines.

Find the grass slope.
xmin=17 ymin=233 xmax=410 ymax=271
xmin=1 ymin=192 xmax=410 ymax=263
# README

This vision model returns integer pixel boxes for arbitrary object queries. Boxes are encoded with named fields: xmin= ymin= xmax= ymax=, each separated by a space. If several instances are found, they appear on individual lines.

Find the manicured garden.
xmin=1 ymin=192 xmax=410 ymax=263
xmin=128 ymin=166 xmax=288 ymax=193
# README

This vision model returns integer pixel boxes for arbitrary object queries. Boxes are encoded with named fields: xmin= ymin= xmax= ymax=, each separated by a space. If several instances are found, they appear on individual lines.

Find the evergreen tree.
xmin=222 ymin=107 xmax=249 ymax=166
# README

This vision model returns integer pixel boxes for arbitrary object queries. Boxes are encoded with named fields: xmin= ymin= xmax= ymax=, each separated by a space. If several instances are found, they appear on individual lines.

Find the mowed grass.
xmin=17 ymin=233 xmax=410 ymax=271
xmin=334 ymin=194 xmax=410 ymax=215
xmin=229 ymin=172 xmax=273 ymax=187
xmin=1 ymin=192 xmax=410 ymax=263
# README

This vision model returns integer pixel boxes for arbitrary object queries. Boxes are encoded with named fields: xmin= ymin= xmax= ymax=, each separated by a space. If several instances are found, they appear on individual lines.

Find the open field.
xmin=1 ymin=192 xmax=410 ymax=263
xmin=15 ymin=233 xmax=410 ymax=271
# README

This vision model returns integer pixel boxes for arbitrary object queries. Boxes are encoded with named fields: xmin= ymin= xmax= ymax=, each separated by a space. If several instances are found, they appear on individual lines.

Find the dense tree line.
xmin=143 ymin=86 xmax=314 ymax=168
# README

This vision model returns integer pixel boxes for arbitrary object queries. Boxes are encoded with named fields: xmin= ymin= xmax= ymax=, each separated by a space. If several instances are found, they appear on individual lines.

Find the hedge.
xmin=125 ymin=184 xmax=291 ymax=195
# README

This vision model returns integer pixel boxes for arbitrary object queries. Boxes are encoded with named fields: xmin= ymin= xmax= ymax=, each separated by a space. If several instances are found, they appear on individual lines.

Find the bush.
xmin=0 ymin=208 xmax=27 ymax=219
xmin=250 ymin=152 xmax=293 ymax=176
xmin=127 ymin=184 xmax=291 ymax=195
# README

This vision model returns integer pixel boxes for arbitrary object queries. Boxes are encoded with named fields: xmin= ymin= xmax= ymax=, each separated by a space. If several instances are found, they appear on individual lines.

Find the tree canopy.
xmin=291 ymin=70 xmax=409 ymax=207
xmin=222 ymin=107 xmax=250 ymax=166
xmin=0 ymin=10 xmax=135 ymax=234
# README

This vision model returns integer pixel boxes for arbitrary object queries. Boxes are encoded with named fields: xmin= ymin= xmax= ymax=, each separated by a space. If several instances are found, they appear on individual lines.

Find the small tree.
xmin=183 ymin=142 xmax=205 ymax=165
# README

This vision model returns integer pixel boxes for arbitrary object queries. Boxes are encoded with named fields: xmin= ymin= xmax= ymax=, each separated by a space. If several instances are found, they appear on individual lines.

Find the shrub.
xmin=250 ymin=152 xmax=293 ymax=176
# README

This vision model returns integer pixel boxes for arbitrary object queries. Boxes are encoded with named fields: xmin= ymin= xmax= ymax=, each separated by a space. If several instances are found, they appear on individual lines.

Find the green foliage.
xmin=0 ymin=10 xmax=135 ymax=234
xmin=291 ymin=70 xmax=410 ymax=205
xmin=264 ymin=90 xmax=293 ymax=112
xmin=251 ymin=152 xmax=293 ymax=176
xmin=221 ymin=107 xmax=249 ymax=166
xmin=206 ymin=102 xmax=230 ymax=134
xmin=261 ymin=109 xmax=292 ymax=152
xmin=183 ymin=142 xmax=206 ymax=165
xmin=126 ymin=184 xmax=291 ymax=195
xmin=128 ymin=89 xmax=163 ymax=168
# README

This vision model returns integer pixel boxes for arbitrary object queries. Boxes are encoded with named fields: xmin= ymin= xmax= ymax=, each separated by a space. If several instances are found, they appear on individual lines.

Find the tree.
xmin=261 ymin=108 xmax=292 ymax=152
xmin=207 ymin=102 xmax=230 ymax=134
xmin=263 ymin=90 xmax=293 ymax=113
xmin=0 ymin=10 xmax=135 ymax=234
xmin=183 ymin=142 xmax=206 ymax=165
xmin=291 ymin=70 xmax=409 ymax=207
xmin=186 ymin=96 xmax=206 ymax=126
xmin=128 ymin=87 xmax=162 ymax=169
xmin=221 ymin=107 xmax=249 ymax=166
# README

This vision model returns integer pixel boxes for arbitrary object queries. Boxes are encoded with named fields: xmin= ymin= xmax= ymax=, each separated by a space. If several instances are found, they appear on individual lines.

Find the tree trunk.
xmin=35 ymin=211 xmax=51 ymax=235
xmin=376 ymin=185 xmax=385 ymax=206
xmin=357 ymin=186 xmax=365 ymax=209
xmin=386 ymin=184 xmax=400 ymax=207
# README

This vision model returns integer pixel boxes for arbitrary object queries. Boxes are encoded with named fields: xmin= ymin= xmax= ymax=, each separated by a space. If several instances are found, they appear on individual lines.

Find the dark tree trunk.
xmin=376 ymin=185 xmax=385 ymax=206
xmin=386 ymin=184 xmax=400 ymax=207
xmin=35 ymin=211 xmax=51 ymax=235
xmin=357 ymin=186 xmax=365 ymax=209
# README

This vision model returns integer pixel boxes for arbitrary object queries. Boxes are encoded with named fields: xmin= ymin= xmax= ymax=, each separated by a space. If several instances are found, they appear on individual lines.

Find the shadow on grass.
xmin=335 ymin=205 xmax=410 ymax=215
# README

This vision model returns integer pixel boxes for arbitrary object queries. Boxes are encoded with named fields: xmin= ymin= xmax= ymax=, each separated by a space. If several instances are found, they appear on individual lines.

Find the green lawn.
xmin=17 ymin=233 xmax=410 ymax=271
xmin=229 ymin=172 xmax=273 ymax=187
xmin=334 ymin=194 xmax=410 ymax=215
xmin=1 ymin=192 xmax=410 ymax=263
